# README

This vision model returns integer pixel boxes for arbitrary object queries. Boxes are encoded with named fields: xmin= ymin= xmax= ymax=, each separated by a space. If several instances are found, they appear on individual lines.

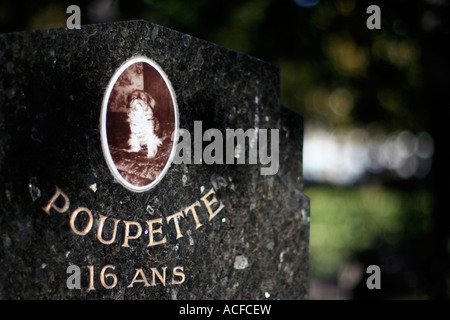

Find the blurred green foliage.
xmin=0 ymin=0 xmax=432 ymax=132
xmin=308 ymin=185 xmax=433 ymax=278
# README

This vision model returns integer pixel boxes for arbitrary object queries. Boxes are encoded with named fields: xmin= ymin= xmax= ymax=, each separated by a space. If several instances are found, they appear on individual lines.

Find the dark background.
xmin=143 ymin=62 xmax=176 ymax=124
xmin=0 ymin=0 xmax=449 ymax=299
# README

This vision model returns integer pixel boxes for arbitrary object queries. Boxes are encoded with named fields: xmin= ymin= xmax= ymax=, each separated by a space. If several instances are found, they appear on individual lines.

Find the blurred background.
xmin=1 ymin=0 xmax=449 ymax=299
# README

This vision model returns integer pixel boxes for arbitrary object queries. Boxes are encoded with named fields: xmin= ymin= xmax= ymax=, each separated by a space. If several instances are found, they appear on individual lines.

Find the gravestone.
xmin=0 ymin=20 xmax=309 ymax=299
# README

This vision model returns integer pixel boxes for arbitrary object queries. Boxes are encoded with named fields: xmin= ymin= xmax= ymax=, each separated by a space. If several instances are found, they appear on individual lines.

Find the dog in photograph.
xmin=126 ymin=90 xmax=162 ymax=158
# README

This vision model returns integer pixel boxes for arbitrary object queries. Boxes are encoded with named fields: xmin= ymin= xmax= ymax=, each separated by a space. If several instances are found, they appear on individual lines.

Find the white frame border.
xmin=100 ymin=56 xmax=179 ymax=193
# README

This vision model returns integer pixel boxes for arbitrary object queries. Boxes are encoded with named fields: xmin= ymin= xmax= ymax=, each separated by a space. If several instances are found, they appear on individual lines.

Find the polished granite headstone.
xmin=0 ymin=21 xmax=309 ymax=299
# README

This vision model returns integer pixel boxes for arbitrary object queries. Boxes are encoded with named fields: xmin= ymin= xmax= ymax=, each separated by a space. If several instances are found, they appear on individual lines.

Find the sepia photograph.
xmin=101 ymin=57 xmax=178 ymax=192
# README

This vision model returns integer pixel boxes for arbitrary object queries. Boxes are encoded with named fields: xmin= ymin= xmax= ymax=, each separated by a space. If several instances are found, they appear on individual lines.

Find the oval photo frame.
xmin=100 ymin=57 xmax=179 ymax=192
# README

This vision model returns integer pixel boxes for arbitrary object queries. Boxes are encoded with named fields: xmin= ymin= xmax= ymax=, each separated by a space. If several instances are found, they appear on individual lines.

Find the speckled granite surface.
xmin=0 ymin=21 xmax=309 ymax=299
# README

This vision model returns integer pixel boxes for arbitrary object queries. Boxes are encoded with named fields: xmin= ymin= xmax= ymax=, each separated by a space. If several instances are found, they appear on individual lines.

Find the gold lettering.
xmin=146 ymin=218 xmax=167 ymax=247
xmin=166 ymin=211 xmax=184 ymax=239
xmin=151 ymin=267 xmax=167 ymax=286
xmin=97 ymin=214 xmax=120 ymax=245
xmin=184 ymin=201 xmax=203 ymax=229
xmin=128 ymin=268 xmax=150 ymax=288
xmin=70 ymin=207 xmax=93 ymax=236
xmin=200 ymin=188 xmax=225 ymax=221
xmin=100 ymin=265 xmax=117 ymax=289
xmin=42 ymin=186 xmax=70 ymax=214
xmin=87 ymin=265 xmax=95 ymax=292
xmin=122 ymin=220 xmax=142 ymax=248
xmin=172 ymin=266 xmax=186 ymax=285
